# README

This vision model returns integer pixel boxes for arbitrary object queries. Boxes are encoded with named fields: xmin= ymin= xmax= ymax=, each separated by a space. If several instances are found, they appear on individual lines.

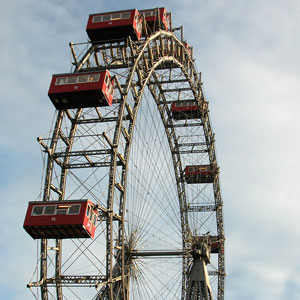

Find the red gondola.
xmin=185 ymin=165 xmax=215 ymax=184
xmin=48 ymin=70 xmax=114 ymax=109
xmin=140 ymin=7 xmax=170 ymax=32
xmin=23 ymin=199 xmax=99 ymax=239
xmin=171 ymin=100 xmax=200 ymax=120
xmin=86 ymin=9 xmax=142 ymax=43
xmin=211 ymin=241 xmax=223 ymax=254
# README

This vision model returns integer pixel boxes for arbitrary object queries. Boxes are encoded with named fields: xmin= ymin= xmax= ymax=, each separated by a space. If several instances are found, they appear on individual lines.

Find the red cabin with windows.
xmin=185 ymin=165 xmax=215 ymax=184
xmin=86 ymin=9 xmax=142 ymax=43
xmin=171 ymin=100 xmax=200 ymax=120
xmin=48 ymin=70 xmax=114 ymax=110
xmin=140 ymin=7 xmax=170 ymax=33
xmin=23 ymin=199 xmax=99 ymax=239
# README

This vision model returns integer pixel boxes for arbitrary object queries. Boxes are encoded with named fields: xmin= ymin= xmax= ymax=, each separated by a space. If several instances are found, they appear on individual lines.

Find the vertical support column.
xmin=43 ymin=111 xmax=64 ymax=202
xmin=55 ymin=109 xmax=82 ymax=300
xmin=40 ymin=238 xmax=48 ymax=300
xmin=186 ymin=257 xmax=213 ymax=300
xmin=105 ymin=76 xmax=128 ymax=300
xmin=186 ymin=239 xmax=213 ymax=300
xmin=40 ymin=110 xmax=64 ymax=300
xmin=55 ymin=239 xmax=62 ymax=300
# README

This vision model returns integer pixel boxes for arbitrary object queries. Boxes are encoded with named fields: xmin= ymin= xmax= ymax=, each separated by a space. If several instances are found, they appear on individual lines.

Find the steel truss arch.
xmin=29 ymin=29 xmax=225 ymax=300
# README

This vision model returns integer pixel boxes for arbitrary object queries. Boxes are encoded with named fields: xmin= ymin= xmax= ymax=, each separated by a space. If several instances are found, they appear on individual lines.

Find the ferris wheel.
xmin=24 ymin=7 xmax=225 ymax=300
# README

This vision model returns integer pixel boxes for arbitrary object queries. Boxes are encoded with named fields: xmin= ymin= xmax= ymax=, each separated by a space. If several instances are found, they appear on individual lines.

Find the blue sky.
xmin=1 ymin=0 xmax=300 ymax=299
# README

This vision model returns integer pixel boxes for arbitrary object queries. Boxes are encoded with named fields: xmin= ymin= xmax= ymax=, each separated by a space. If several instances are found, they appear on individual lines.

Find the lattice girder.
xmin=32 ymin=29 xmax=225 ymax=300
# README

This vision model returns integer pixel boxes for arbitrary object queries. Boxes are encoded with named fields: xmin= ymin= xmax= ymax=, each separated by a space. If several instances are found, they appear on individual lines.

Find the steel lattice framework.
xmin=28 ymin=19 xmax=225 ymax=300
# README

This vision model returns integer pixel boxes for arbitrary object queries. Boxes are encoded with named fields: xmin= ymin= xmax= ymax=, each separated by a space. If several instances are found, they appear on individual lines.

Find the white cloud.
xmin=1 ymin=0 xmax=300 ymax=299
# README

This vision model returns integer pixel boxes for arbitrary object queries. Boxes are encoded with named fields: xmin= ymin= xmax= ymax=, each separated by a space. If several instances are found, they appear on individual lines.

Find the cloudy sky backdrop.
xmin=1 ymin=0 xmax=299 ymax=299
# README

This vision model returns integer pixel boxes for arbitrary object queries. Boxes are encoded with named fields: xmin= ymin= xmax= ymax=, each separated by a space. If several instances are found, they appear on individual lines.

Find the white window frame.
xmin=31 ymin=206 xmax=44 ymax=216
xmin=68 ymin=204 xmax=81 ymax=215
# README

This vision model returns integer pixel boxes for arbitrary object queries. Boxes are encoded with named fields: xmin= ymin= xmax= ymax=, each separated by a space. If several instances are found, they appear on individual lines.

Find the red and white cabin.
xmin=48 ymin=70 xmax=114 ymax=110
xmin=171 ymin=100 xmax=200 ymax=120
xmin=86 ymin=9 xmax=142 ymax=43
xmin=185 ymin=165 xmax=215 ymax=184
xmin=23 ymin=199 xmax=99 ymax=239
xmin=140 ymin=7 xmax=170 ymax=32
